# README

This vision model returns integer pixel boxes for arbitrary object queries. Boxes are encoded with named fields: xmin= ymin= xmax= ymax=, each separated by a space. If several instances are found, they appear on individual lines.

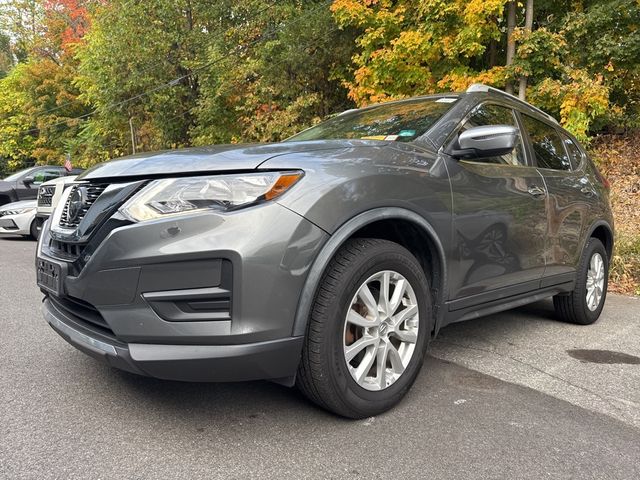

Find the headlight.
xmin=2 ymin=207 xmax=35 ymax=216
xmin=120 ymin=171 xmax=303 ymax=222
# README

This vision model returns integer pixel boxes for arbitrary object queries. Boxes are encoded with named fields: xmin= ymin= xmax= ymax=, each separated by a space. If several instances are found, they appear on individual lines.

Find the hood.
xmin=0 ymin=200 xmax=36 ymax=212
xmin=78 ymin=140 xmax=389 ymax=181
xmin=42 ymin=175 xmax=77 ymax=186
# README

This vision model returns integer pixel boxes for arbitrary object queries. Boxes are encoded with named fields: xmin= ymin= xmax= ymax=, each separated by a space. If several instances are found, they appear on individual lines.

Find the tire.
xmin=553 ymin=238 xmax=608 ymax=325
xmin=30 ymin=219 xmax=40 ymax=241
xmin=296 ymin=238 xmax=432 ymax=418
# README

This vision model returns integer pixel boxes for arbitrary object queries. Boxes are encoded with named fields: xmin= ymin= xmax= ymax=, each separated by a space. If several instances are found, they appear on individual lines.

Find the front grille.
xmin=38 ymin=185 xmax=56 ymax=207
xmin=49 ymin=294 xmax=116 ymax=339
xmin=59 ymin=183 xmax=109 ymax=228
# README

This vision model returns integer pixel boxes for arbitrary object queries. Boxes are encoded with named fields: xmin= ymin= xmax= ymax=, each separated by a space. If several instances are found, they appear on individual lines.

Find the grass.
xmin=610 ymin=235 xmax=640 ymax=296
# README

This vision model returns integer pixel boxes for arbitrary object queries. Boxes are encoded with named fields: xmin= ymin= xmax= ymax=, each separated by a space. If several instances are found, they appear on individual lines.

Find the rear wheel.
xmin=553 ymin=238 xmax=608 ymax=325
xmin=296 ymin=238 xmax=432 ymax=418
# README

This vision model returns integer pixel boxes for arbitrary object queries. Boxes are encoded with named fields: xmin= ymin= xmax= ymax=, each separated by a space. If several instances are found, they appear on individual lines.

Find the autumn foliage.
xmin=331 ymin=0 xmax=634 ymax=143
xmin=0 ymin=0 xmax=638 ymax=292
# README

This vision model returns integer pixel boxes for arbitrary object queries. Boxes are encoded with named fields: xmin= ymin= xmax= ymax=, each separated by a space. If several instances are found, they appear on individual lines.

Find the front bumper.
xmin=0 ymin=211 xmax=34 ymax=235
xmin=38 ymin=201 xmax=328 ymax=382
xmin=44 ymin=297 xmax=304 ymax=382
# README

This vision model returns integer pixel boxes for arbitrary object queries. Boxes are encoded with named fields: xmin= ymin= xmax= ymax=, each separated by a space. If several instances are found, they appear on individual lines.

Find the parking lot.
xmin=1 ymin=234 xmax=639 ymax=479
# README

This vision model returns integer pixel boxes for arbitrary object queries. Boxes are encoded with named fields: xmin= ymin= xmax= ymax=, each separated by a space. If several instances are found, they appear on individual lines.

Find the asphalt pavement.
xmin=1 ymin=234 xmax=639 ymax=479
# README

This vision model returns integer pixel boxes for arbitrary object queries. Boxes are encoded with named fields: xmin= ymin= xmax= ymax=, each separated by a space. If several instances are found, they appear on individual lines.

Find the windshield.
xmin=3 ymin=167 xmax=35 ymax=182
xmin=287 ymin=97 xmax=458 ymax=143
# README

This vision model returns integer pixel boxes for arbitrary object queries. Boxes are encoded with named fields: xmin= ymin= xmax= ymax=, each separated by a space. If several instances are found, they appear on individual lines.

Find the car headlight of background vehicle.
xmin=119 ymin=171 xmax=303 ymax=222
xmin=1 ymin=207 xmax=35 ymax=216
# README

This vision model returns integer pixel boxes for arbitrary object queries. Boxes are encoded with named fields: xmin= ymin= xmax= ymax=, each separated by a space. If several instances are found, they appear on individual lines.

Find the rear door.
xmin=446 ymin=103 xmax=548 ymax=303
xmin=520 ymin=115 xmax=591 ymax=281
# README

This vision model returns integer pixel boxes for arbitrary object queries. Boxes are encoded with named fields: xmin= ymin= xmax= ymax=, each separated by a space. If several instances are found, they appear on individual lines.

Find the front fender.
xmin=288 ymin=207 xmax=448 ymax=338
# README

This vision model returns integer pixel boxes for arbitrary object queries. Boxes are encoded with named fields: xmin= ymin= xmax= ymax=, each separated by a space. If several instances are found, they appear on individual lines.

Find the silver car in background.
xmin=0 ymin=200 xmax=38 ymax=238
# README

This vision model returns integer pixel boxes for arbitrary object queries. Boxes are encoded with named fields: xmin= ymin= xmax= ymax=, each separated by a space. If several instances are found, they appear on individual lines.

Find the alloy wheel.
xmin=586 ymin=252 xmax=605 ymax=311
xmin=343 ymin=270 xmax=419 ymax=391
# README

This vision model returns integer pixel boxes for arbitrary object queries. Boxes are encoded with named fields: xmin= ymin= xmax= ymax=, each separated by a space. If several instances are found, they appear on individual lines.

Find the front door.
xmin=445 ymin=103 xmax=548 ymax=302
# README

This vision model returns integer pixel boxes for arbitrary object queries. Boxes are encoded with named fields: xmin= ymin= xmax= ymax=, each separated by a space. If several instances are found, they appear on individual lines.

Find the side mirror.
xmin=449 ymin=125 xmax=517 ymax=160
xmin=23 ymin=176 xmax=35 ymax=187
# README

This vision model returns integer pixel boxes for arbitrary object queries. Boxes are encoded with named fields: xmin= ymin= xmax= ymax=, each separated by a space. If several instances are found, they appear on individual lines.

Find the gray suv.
xmin=36 ymin=84 xmax=613 ymax=418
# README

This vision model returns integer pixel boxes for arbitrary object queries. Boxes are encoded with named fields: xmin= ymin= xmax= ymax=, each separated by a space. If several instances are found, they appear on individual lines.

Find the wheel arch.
xmin=292 ymin=207 xmax=448 ymax=338
xmin=586 ymin=220 xmax=614 ymax=260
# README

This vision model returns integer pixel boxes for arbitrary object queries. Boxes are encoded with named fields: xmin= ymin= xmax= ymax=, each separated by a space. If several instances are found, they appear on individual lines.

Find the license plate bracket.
xmin=37 ymin=258 xmax=65 ymax=296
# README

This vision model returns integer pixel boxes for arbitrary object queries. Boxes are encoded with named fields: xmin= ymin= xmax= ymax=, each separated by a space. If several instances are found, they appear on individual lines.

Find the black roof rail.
xmin=466 ymin=83 xmax=559 ymax=125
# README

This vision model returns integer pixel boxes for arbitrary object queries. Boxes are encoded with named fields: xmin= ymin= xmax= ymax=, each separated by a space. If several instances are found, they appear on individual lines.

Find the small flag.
xmin=64 ymin=153 xmax=72 ymax=172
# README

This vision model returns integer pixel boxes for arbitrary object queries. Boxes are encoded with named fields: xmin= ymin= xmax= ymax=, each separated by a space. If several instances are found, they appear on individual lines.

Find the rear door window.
xmin=521 ymin=115 xmax=572 ymax=171
xmin=560 ymin=134 xmax=584 ymax=170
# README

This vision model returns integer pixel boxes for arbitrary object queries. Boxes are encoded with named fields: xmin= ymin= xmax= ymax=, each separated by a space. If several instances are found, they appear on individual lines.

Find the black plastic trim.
xmin=448 ymin=279 xmax=542 ymax=311
xmin=44 ymin=296 xmax=303 ymax=383
xmin=143 ymin=286 xmax=232 ymax=322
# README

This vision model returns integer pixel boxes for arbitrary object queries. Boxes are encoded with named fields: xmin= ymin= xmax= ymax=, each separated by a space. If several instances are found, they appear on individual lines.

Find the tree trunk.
xmin=489 ymin=38 xmax=497 ymax=67
xmin=518 ymin=0 xmax=534 ymax=100
xmin=505 ymin=1 xmax=517 ymax=94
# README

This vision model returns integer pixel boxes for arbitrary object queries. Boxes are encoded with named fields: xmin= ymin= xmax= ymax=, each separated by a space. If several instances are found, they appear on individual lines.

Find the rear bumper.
xmin=44 ymin=297 xmax=304 ymax=383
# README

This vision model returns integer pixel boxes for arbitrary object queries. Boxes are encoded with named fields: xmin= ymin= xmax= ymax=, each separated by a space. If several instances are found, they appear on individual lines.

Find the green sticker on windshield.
xmin=398 ymin=130 xmax=416 ymax=137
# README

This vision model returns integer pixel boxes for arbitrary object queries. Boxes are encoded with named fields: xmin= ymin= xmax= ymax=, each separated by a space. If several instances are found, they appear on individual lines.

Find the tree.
xmin=0 ymin=0 xmax=638 ymax=173
xmin=74 ymin=0 xmax=355 ymax=158
xmin=0 ymin=64 xmax=37 ymax=171
xmin=0 ymin=0 xmax=45 ymax=62
xmin=563 ymin=0 xmax=640 ymax=130
xmin=518 ymin=0 xmax=533 ymax=100
xmin=191 ymin=1 xmax=356 ymax=144
xmin=331 ymin=0 xmax=613 ymax=141
xmin=505 ymin=0 xmax=516 ymax=94
xmin=0 ymin=1 xmax=91 ymax=167
xmin=0 ymin=33 xmax=14 ymax=78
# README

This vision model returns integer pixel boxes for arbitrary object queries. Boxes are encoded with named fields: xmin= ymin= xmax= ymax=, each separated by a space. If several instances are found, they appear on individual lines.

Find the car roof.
xmin=338 ymin=92 xmax=461 ymax=115
xmin=338 ymin=84 xmax=558 ymax=127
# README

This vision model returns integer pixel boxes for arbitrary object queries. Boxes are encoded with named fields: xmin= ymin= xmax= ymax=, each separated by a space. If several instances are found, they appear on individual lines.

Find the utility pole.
xmin=505 ymin=1 xmax=516 ymax=95
xmin=129 ymin=117 xmax=137 ymax=154
xmin=519 ymin=0 xmax=534 ymax=100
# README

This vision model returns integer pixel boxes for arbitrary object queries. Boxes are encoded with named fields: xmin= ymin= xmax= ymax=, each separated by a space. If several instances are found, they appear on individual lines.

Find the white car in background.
xmin=0 ymin=200 xmax=38 ymax=239
xmin=35 ymin=175 xmax=78 ymax=236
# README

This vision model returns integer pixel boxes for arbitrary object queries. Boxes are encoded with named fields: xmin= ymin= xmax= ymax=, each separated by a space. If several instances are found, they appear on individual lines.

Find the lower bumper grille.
xmin=0 ymin=219 xmax=18 ymax=229
xmin=48 ymin=294 xmax=116 ymax=340
xmin=49 ymin=239 xmax=84 ymax=260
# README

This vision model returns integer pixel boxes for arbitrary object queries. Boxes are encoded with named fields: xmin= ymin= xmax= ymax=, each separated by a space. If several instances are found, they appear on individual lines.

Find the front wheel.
xmin=29 ymin=219 xmax=40 ymax=240
xmin=296 ymin=238 xmax=432 ymax=418
xmin=553 ymin=238 xmax=609 ymax=325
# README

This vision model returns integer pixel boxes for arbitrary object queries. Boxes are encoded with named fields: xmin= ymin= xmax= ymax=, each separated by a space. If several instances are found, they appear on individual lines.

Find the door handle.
xmin=527 ymin=185 xmax=546 ymax=197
